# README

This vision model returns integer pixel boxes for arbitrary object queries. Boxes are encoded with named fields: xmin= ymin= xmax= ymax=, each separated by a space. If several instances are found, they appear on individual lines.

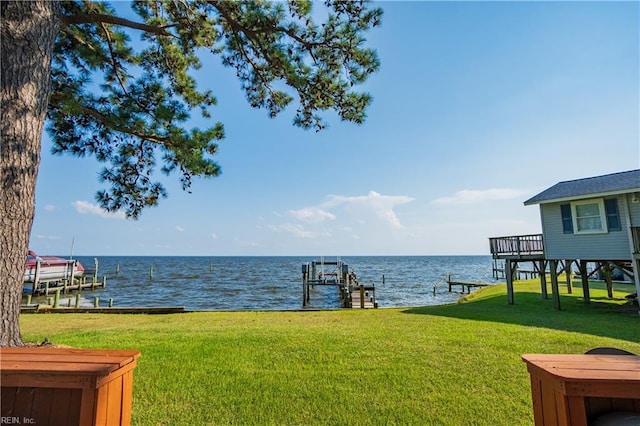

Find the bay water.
xmin=46 ymin=255 xmax=498 ymax=311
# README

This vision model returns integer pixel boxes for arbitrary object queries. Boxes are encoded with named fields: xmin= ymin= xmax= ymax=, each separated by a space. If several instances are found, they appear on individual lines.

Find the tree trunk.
xmin=1 ymin=1 xmax=59 ymax=347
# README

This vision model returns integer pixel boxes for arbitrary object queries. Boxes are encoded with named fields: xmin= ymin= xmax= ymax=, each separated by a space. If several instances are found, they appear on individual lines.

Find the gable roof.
xmin=524 ymin=169 xmax=640 ymax=205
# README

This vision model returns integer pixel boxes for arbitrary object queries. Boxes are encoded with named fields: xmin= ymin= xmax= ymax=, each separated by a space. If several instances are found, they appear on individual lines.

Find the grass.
xmin=20 ymin=279 xmax=640 ymax=425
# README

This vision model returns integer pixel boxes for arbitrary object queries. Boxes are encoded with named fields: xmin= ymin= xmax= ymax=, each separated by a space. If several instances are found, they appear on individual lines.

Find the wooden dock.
xmin=446 ymin=274 xmax=490 ymax=294
xmin=301 ymin=258 xmax=378 ymax=309
xmin=26 ymin=275 xmax=107 ymax=296
xmin=349 ymin=285 xmax=377 ymax=309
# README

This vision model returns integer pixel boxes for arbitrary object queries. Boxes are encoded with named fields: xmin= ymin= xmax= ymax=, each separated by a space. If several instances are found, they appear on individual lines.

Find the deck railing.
xmin=632 ymin=227 xmax=640 ymax=255
xmin=489 ymin=234 xmax=544 ymax=257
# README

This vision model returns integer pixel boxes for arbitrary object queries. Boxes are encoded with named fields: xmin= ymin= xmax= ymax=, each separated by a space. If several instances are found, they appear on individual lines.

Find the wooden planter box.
xmin=1 ymin=347 xmax=140 ymax=426
xmin=522 ymin=354 xmax=640 ymax=425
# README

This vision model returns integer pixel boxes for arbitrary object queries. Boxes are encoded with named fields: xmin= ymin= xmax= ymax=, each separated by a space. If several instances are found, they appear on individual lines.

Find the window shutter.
xmin=604 ymin=198 xmax=621 ymax=231
xmin=560 ymin=204 xmax=573 ymax=234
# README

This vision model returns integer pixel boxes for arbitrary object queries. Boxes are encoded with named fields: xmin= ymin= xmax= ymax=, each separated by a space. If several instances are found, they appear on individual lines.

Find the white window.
xmin=571 ymin=199 xmax=608 ymax=234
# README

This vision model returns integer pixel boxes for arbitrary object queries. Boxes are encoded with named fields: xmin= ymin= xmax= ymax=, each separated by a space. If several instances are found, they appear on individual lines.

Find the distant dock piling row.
xmin=301 ymin=258 xmax=378 ymax=309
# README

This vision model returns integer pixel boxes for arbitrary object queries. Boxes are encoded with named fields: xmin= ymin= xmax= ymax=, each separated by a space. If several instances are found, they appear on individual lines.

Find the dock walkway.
xmin=446 ymin=274 xmax=491 ymax=294
xmin=350 ymin=285 xmax=377 ymax=309
xmin=28 ymin=277 xmax=107 ymax=296
xmin=302 ymin=258 xmax=378 ymax=309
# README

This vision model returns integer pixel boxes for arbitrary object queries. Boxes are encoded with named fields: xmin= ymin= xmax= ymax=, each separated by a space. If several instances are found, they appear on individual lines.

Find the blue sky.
xmin=31 ymin=1 xmax=639 ymax=256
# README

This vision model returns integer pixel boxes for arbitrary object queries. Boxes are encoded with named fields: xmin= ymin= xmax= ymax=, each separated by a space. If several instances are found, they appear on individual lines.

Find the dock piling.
xmin=302 ymin=263 xmax=309 ymax=307
xmin=33 ymin=261 xmax=41 ymax=296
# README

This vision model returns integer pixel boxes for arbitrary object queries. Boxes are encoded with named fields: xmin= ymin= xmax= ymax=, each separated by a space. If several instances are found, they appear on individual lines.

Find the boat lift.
xmin=301 ymin=257 xmax=377 ymax=308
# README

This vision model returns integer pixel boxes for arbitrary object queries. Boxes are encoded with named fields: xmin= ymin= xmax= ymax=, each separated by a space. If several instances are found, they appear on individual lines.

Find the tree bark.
xmin=1 ymin=1 xmax=59 ymax=347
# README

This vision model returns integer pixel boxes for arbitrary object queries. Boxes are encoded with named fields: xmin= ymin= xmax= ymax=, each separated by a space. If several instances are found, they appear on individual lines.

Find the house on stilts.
xmin=489 ymin=169 xmax=640 ymax=311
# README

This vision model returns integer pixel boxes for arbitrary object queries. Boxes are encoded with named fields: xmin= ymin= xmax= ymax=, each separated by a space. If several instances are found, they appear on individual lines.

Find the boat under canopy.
xmin=24 ymin=250 xmax=85 ymax=283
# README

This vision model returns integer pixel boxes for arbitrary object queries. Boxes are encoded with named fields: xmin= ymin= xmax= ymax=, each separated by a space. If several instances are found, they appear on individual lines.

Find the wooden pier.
xmin=301 ymin=258 xmax=378 ymax=309
xmin=26 ymin=275 xmax=106 ymax=296
xmin=446 ymin=274 xmax=490 ymax=294
xmin=349 ymin=285 xmax=377 ymax=309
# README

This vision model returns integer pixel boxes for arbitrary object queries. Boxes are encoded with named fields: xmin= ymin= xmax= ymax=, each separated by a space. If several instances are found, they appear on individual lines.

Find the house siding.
xmin=627 ymin=193 xmax=640 ymax=227
xmin=541 ymin=194 xmax=637 ymax=260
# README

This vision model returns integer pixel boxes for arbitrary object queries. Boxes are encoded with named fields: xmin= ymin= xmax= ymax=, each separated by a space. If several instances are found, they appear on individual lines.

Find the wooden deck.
xmin=489 ymin=234 xmax=545 ymax=260
xmin=489 ymin=234 xmax=546 ymax=306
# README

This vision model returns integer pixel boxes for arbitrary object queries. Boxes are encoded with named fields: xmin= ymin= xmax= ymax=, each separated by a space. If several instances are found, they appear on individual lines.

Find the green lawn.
xmin=20 ymin=279 xmax=640 ymax=425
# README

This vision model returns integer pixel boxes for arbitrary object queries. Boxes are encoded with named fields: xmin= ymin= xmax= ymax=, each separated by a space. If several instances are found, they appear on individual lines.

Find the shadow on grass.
xmin=402 ymin=287 xmax=640 ymax=344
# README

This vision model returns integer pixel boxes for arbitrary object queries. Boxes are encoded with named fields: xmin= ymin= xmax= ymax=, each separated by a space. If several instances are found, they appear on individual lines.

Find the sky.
xmin=30 ymin=1 xmax=639 ymax=256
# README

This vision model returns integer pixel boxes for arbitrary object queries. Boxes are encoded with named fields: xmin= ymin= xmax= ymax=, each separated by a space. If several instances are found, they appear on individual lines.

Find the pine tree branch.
xmin=207 ymin=0 xmax=318 ymax=62
xmin=99 ymin=22 xmax=130 ymax=97
xmin=62 ymin=12 xmax=173 ymax=37
xmin=61 ymin=26 xmax=97 ymax=52
xmin=79 ymin=104 xmax=171 ymax=145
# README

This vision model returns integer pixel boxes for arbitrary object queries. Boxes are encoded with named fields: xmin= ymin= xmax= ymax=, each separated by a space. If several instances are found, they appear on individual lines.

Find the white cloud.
xmin=72 ymin=201 xmax=126 ymax=219
xmin=323 ymin=191 xmax=415 ymax=230
xmin=266 ymin=191 xmax=415 ymax=246
xmin=324 ymin=190 xmax=414 ymax=207
xmin=431 ymin=188 xmax=532 ymax=205
xmin=176 ymin=225 xmax=185 ymax=232
xmin=287 ymin=207 xmax=336 ymax=223
xmin=382 ymin=210 xmax=403 ymax=229
xmin=211 ymin=233 xmax=218 ymax=239
xmin=269 ymin=223 xmax=331 ymax=239
xmin=44 ymin=204 xmax=56 ymax=211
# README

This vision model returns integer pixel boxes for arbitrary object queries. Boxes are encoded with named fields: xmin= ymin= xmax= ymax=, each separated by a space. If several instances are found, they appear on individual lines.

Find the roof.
xmin=524 ymin=169 xmax=640 ymax=205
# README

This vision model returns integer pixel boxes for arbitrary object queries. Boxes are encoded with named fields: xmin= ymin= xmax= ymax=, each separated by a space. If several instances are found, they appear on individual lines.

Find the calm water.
xmin=37 ymin=256 xmax=497 ymax=311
